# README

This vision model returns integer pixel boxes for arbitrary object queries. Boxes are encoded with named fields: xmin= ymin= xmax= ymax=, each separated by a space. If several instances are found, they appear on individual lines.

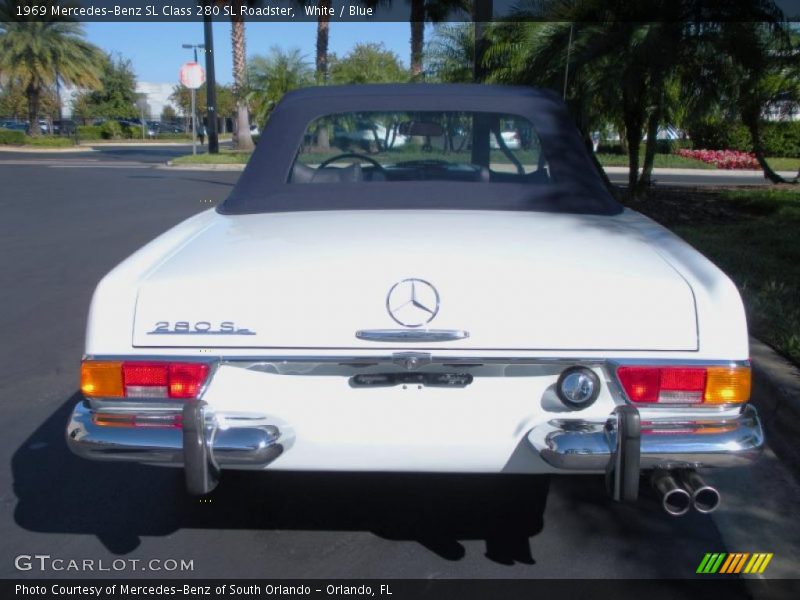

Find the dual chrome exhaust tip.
xmin=651 ymin=469 xmax=721 ymax=516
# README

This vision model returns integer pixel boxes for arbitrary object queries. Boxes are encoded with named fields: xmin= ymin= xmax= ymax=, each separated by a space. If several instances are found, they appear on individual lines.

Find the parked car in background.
xmin=333 ymin=121 xmax=409 ymax=152
xmin=118 ymin=119 xmax=157 ymax=139
xmin=490 ymin=129 xmax=522 ymax=150
xmin=53 ymin=120 xmax=77 ymax=135
xmin=0 ymin=120 xmax=27 ymax=132
xmin=68 ymin=85 xmax=762 ymax=519
xmin=158 ymin=122 xmax=187 ymax=134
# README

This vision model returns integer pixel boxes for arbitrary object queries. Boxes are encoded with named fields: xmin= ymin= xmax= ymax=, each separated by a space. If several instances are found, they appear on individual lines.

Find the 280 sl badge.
xmin=147 ymin=321 xmax=256 ymax=335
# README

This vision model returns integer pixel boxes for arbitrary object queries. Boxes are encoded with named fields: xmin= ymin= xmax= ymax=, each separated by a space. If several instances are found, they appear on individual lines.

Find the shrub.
xmin=688 ymin=120 xmax=800 ymax=157
xmin=23 ymin=136 xmax=74 ymax=147
xmin=0 ymin=128 xmax=26 ymax=144
xmin=761 ymin=121 xmax=800 ymax=157
xmin=76 ymin=125 xmax=103 ymax=140
xmin=118 ymin=122 xmax=135 ymax=139
xmin=687 ymin=120 xmax=751 ymax=152
xmin=99 ymin=120 xmax=122 ymax=139
xmin=657 ymin=138 xmax=693 ymax=154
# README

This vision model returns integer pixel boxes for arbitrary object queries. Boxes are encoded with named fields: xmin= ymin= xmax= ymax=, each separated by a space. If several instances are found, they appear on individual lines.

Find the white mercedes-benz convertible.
xmin=67 ymin=84 xmax=762 ymax=516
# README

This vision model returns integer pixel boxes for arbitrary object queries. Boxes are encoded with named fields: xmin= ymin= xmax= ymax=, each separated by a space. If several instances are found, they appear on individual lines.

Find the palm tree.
xmin=487 ymin=0 xmax=789 ymax=197
xmin=0 ymin=1 xmax=102 ymax=136
xmin=315 ymin=0 xmax=332 ymax=84
xmin=247 ymin=47 xmax=313 ymax=124
xmin=229 ymin=0 xmax=254 ymax=150
xmin=707 ymin=22 xmax=798 ymax=183
xmin=489 ymin=16 xmax=674 ymax=197
xmin=408 ymin=0 xmax=468 ymax=79
xmin=424 ymin=23 xmax=475 ymax=83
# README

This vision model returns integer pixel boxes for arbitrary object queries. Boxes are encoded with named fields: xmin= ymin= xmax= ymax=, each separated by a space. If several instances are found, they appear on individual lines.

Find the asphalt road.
xmin=1 ymin=150 xmax=799 ymax=589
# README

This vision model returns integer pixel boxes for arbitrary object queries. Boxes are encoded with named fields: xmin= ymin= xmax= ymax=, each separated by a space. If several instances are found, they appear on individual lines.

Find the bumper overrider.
xmin=66 ymin=395 xmax=764 ymax=499
xmin=67 ymin=401 xmax=294 ymax=495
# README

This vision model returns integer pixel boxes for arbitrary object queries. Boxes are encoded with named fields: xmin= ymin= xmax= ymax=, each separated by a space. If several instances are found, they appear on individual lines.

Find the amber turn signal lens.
xmin=704 ymin=366 xmax=751 ymax=404
xmin=80 ymin=361 xmax=124 ymax=398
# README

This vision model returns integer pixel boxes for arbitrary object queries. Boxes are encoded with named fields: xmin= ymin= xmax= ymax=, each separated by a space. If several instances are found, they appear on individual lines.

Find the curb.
xmin=161 ymin=161 xmax=246 ymax=171
xmin=750 ymin=337 xmax=800 ymax=478
xmin=82 ymin=142 xmax=196 ymax=147
xmin=0 ymin=145 xmax=95 ymax=153
xmin=603 ymin=166 xmax=798 ymax=178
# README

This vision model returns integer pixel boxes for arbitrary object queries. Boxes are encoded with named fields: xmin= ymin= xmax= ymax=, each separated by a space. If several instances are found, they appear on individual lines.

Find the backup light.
xmin=616 ymin=365 xmax=750 ymax=405
xmin=81 ymin=360 xmax=209 ymax=399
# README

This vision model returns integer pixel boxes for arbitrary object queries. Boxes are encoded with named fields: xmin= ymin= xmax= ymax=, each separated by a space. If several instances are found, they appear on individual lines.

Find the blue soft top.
xmin=218 ymin=84 xmax=621 ymax=216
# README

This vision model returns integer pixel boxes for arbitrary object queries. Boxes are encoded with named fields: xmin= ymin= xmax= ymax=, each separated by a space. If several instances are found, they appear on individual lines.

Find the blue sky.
xmin=84 ymin=22 xmax=417 ymax=85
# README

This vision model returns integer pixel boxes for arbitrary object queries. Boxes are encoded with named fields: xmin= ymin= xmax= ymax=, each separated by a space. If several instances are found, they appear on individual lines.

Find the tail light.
xmin=616 ymin=365 xmax=750 ymax=405
xmin=81 ymin=360 xmax=210 ymax=400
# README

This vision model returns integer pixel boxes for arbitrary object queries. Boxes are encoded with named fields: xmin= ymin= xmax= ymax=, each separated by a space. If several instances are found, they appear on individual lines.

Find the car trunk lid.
xmin=132 ymin=210 xmax=697 ymax=351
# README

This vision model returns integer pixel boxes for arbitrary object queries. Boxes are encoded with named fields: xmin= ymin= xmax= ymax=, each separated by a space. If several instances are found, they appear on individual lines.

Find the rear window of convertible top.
xmin=289 ymin=111 xmax=551 ymax=186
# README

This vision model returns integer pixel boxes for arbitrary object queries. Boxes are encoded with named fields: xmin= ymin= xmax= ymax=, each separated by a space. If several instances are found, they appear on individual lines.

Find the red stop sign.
xmin=180 ymin=62 xmax=206 ymax=89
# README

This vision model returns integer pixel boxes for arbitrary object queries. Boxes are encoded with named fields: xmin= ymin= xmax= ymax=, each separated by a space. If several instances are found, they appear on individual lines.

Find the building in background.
xmin=134 ymin=82 xmax=174 ymax=119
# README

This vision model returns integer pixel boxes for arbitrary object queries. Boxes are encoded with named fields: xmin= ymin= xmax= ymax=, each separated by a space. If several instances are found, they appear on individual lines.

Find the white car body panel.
xmin=86 ymin=209 xmax=746 ymax=359
xmin=201 ymin=363 xmax=618 ymax=472
xmin=79 ymin=208 xmax=751 ymax=474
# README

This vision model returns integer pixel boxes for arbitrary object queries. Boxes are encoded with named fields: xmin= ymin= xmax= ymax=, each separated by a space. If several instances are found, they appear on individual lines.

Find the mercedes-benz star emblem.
xmin=386 ymin=278 xmax=440 ymax=328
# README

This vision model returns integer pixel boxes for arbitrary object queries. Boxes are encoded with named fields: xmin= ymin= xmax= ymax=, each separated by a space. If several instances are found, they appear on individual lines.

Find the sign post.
xmin=180 ymin=62 xmax=206 ymax=156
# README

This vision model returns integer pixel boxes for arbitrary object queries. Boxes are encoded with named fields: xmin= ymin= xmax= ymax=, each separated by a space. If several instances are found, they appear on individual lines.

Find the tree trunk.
xmin=410 ymin=0 xmax=425 ymax=79
xmin=743 ymin=112 xmax=786 ymax=184
xmin=315 ymin=0 xmax=331 ymax=85
xmin=617 ymin=123 xmax=628 ymax=154
xmin=637 ymin=106 xmax=661 ymax=195
xmin=624 ymin=114 xmax=643 ymax=199
xmin=26 ymin=82 xmax=41 ymax=137
xmin=231 ymin=0 xmax=254 ymax=151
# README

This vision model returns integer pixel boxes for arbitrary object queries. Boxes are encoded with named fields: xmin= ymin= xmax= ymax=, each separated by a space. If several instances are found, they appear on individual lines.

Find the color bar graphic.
xmin=697 ymin=553 xmax=773 ymax=574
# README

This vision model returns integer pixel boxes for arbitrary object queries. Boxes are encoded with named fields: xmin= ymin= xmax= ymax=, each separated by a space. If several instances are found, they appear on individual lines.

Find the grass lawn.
xmin=629 ymin=186 xmax=800 ymax=364
xmin=171 ymin=150 xmax=252 ymax=164
xmin=763 ymin=156 xmax=800 ymax=171
xmin=595 ymin=152 xmax=716 ymax=169
xmin=0 ymin=135 xmax=76 ymax=148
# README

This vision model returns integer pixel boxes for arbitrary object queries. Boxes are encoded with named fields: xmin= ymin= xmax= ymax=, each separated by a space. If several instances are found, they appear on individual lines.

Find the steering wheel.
xmin=318 ymin=153 xmax=385 ymax=171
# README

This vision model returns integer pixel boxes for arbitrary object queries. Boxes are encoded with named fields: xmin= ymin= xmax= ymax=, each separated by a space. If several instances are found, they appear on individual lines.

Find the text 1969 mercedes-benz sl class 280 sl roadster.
xmin=67 ymin=84 xmax=763 ymax=516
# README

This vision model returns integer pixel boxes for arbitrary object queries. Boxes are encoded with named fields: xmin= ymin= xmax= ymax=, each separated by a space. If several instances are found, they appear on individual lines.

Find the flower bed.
xmin=676 ymin=148 xmax=760 ymax=169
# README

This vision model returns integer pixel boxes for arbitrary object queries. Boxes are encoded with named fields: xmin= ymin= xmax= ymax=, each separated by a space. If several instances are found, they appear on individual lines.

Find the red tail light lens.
xmin=82 ymin=360 xmax=210 ymax=399
xmin=616 ymin=367 xmax=660 ymax=403
xmin=168 ymin=363 xmax=209 ymax=399
xmin=617 ymin=365 xmax=749 ymax=405
xmin=123 ymin=362 xmax=169 ymax=398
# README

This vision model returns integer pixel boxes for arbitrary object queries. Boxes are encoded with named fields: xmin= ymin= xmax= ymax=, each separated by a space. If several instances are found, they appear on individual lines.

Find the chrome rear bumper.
xmin=527 ymin=404 xmax=764 ymax=470
xmin=67 ymin=401 xmax=290 ymax=493
xmin=67 ymin=400 xmax=763 ymax=496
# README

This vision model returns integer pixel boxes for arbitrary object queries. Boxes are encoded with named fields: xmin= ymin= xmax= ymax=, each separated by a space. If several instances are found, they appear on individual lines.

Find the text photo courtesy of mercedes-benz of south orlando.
xmin=2 ymin=1 xmax=800 ymax=599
